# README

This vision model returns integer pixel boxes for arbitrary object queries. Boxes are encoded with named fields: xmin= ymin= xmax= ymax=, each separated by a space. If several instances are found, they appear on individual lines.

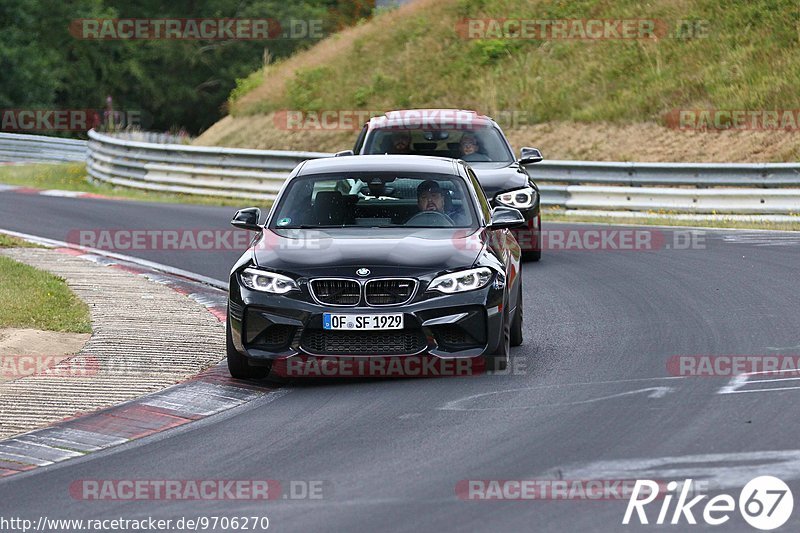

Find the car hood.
xmin=469 ymin=162 xmax=531 ymax=196
xmin=252 ymin=227 xmax=485 ymax=276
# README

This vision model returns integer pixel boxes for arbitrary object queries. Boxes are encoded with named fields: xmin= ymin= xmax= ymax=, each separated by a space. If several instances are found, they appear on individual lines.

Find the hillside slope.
xmin=196 ymin=0 xmax=800 ymax=162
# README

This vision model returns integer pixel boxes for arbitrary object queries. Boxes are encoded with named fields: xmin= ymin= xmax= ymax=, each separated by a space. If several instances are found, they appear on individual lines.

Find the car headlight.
xmin=240 ymin=267 xmax=298 ymax=294
xmin=428 ymin=267 xmax=493 ymax=294
xmin=496 ymin=187 xmax=536 ymax=209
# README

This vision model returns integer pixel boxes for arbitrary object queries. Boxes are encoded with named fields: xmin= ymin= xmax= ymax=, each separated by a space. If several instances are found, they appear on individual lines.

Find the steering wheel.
xmin=406 ymin=210 xmax=455 ymax=227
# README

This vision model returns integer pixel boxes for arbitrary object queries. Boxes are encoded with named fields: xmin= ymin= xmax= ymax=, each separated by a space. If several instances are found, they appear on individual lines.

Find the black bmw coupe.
xmin=226 ymin=155 xmax=525 ymax=379
xmin=348 ymin=109 xmax=544 ymax=261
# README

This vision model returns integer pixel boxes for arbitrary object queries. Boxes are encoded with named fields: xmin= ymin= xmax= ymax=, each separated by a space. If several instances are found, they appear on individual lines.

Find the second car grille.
xmin=301 ymin=330 xmax=425 ymax=355
xmin=310 ymin=279 xmax=360 ymax=305
xmin=365 ymin=279 xmax=416 ymax=305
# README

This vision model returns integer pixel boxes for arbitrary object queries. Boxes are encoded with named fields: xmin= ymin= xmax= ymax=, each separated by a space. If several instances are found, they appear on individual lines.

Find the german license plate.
xmin=323 ymin=313 xmax=403 ymax=330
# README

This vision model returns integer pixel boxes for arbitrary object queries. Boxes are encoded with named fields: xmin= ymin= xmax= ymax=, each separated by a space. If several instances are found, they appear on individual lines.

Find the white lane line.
xmin=39 ymin=190 xmax=86 ymax=197
xmin=438 ymin=376 xmax=686 ymax=412
xmin=718 ymin=368 xmax=800 ymax=395
xmin=766 ymin=344 xmax=800 ymax=351
xmin=0 ymin=228 xmax=226 ymax=289
xmin=723 ymin=386 xmax=800 ymax=394
xmin=439 ymin=384 xmax=676 ymax=412
xmin=718 ymin=374 xmax=750 ymax=394
xmin=741 ymin=376 xmax=800 ymax=384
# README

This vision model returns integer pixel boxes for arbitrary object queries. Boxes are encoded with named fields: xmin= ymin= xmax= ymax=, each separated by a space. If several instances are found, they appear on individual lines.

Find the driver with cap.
xmin=416 ymin=180 xmax=466 ymax=224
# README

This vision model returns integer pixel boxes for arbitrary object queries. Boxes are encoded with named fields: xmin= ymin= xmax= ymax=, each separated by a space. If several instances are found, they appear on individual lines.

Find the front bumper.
xmin=228 ymin=276 xmax=505 ymax=363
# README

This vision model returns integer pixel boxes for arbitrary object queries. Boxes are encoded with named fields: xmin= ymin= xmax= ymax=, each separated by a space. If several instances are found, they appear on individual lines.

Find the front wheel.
xmin=484 ymin=303 xmax=510 ymax=372
xmin=226 ymin=319 xmax=271 ymax=379
xmin=510 ymin=279 xmax=524 ymax=347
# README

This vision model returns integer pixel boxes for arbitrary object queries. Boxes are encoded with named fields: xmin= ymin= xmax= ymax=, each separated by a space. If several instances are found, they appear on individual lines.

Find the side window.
xmin=353 ymin=124 xmax=368 ymax=154
xmin=467 ymin=167 xmax=491 ymax=222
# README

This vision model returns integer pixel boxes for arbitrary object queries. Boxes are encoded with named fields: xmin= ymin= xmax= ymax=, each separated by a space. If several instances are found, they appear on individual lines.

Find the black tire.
xmin=522 ymin=227 xmax=542 ymax=262
xmin=510 ymin=279 xmax=524 ymax=347
xmin=226 ymin=319 xmax=270 ymax=380
xmin=522 ymin=249 xmax=541 ymax=262
xmin=485 ymin=301 xmax=510 ymax=372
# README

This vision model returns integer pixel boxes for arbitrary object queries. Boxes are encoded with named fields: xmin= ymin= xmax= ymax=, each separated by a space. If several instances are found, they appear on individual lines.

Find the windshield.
xmin=363 ymin=127 xmax=514 ymax=163
xmin=269 ymin=172 xmax=478 ymax=229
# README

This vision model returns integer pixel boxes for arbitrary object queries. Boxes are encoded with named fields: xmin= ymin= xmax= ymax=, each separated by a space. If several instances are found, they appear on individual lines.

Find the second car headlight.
xmin=496 ymin=187 xmax=537 ymax=209
xmin=428 ymin=267 xmax=493 ymax=294
xmin=240 ymin=267 xmax=298 ymax=294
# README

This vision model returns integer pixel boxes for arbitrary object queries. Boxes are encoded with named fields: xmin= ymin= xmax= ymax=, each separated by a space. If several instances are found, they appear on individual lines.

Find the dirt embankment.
xmin=195 ymin=114 xmax=800 ymax=163
xmin=0 ymin=328 xmax=89 ymax=384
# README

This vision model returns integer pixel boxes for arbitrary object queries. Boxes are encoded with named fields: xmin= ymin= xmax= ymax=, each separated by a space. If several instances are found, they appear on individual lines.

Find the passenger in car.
xmin=458 ymin=132 xmax=491 ymax=162
xmin=387 ymin=131 xmax=412 ymax=154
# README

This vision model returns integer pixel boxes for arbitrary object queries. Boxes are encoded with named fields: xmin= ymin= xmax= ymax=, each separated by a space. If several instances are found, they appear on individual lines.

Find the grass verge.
xmin=229 ymin=0 xmax=800 ymax=125
xmin=0 ymin=255 xmax=92 ymax=333
xmin=0 ymin=163 xmax=258 ymax=207
xmin=0 ymin=234 xmax=42 ymax=248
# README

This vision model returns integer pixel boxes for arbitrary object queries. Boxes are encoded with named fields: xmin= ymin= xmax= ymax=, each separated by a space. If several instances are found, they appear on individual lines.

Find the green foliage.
xmin=228 ymin=0 xmax=800 ymax=127
xmin=0 ymin=256 xmax=92 ymax=333
xmin=0 ymin=0 xmax=371 ymax=134
xmin=230 ymin=70 xmax=265 ymax=104
xmin=0 ymin=235 xmax=42 ymax=249
xmin=470 ymin=40 xmax=518 ymax=64
xmin=286 ymin=66 xmax=333 ymax=110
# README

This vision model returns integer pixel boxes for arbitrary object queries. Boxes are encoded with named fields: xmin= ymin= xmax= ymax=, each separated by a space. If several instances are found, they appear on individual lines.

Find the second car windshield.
xmin=269 ymin=173 xmax=478 ymax=229
xmin=364 ymin=127 xmax=514 ymax=163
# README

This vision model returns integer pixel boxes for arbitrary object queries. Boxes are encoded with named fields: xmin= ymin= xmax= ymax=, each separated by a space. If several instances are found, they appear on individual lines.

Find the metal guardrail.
xmin=2 ymin=131 xmax=799 ymax=214
xmin=86 ymin=129 xmax=330 ymax=201
xmin=527 ymin=160 xmax=800 ymax=187
xmin=0 ymin=132 xmax=87 ymax=163
xmin=83 ymin=130 xmax=800 ymax=213
xmin=538 ymin=184 xmax=800 ymax=214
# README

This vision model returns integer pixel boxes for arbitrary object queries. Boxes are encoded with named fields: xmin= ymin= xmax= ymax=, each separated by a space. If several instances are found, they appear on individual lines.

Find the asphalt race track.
xmin=2 ymin=190 xmax=800 ymax=532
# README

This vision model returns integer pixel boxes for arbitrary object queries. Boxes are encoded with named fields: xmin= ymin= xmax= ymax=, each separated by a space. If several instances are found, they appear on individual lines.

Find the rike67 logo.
xmin=624 ymin=476 xmax=793 ymax=530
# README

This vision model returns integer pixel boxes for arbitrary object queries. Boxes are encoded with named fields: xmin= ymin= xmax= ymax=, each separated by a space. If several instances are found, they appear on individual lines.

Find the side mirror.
xmin=519 ymin=146 xmax=543 ymax=165
xmin=231 ymin=207 xmax=262 ymax=232
xmin=334 ymin=150 xmax=354 ymax=157
xmin=488 ymin=206 xmax=525 ymax=230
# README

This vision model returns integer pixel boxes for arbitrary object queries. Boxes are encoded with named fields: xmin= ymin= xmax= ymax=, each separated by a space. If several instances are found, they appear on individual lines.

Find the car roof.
xmin=296 ymin=154 xmax=463 ymax=176
xmin=366 ymin=109 xmax=497 ymax=130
